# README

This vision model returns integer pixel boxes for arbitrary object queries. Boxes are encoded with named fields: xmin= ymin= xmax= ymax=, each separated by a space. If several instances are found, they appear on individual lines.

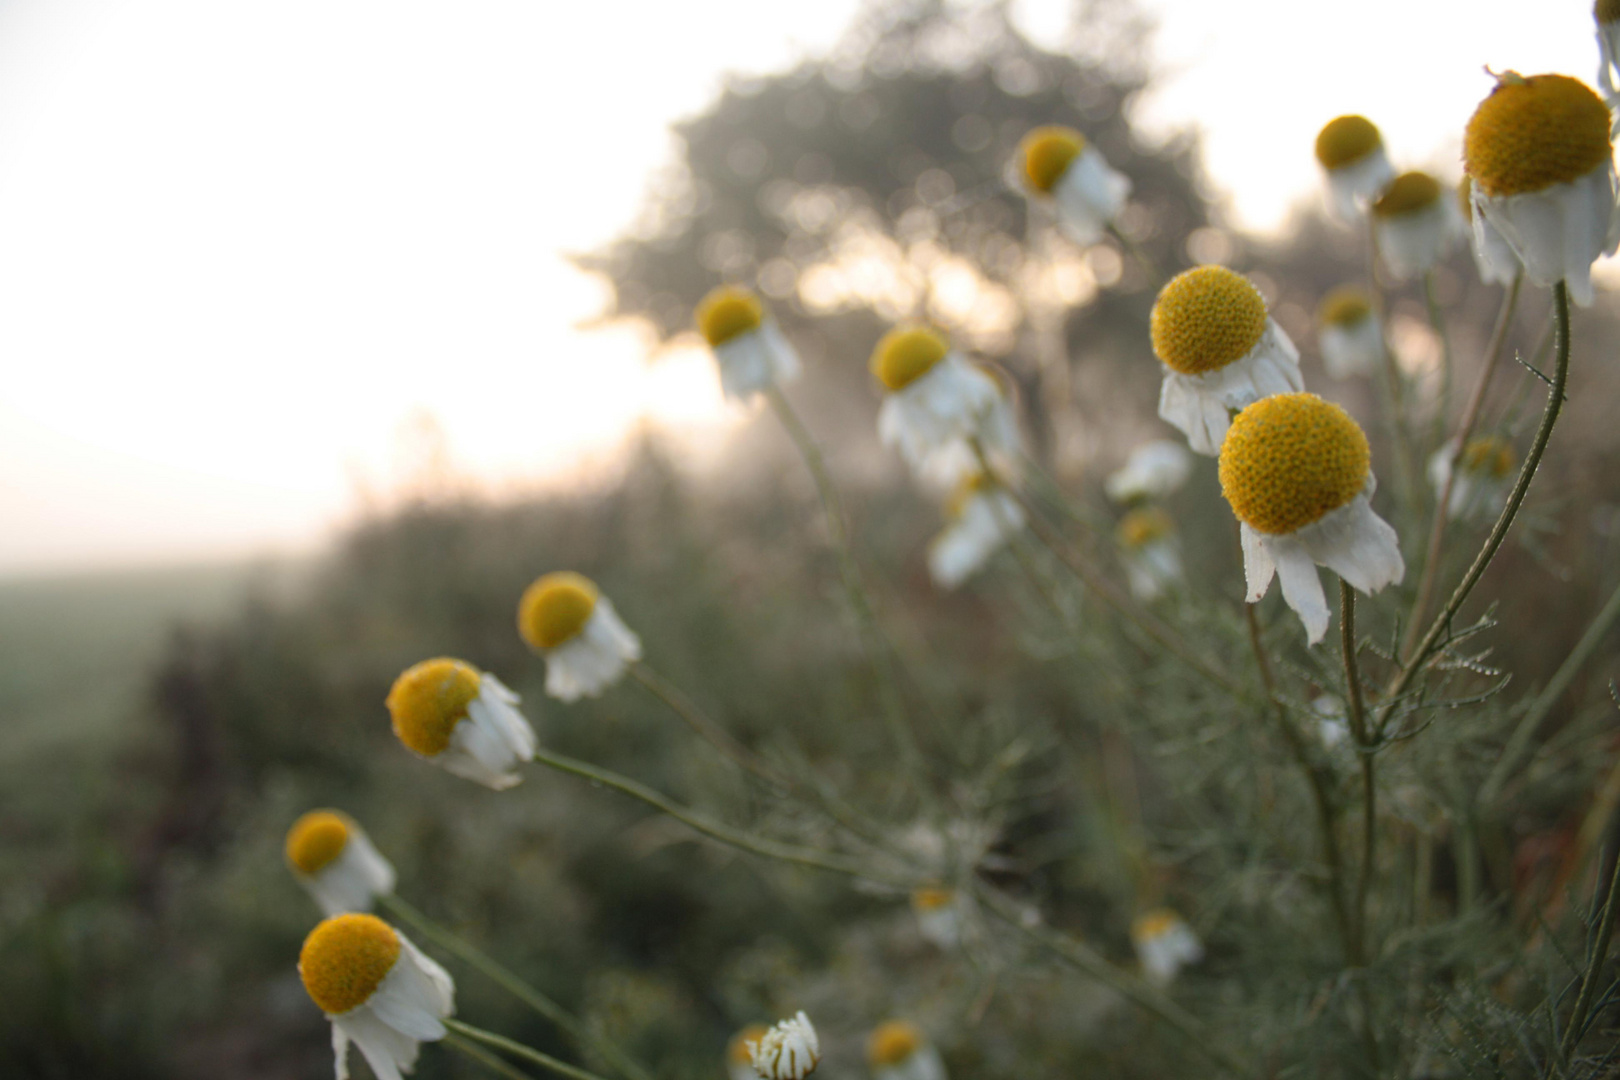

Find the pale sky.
xmin=0 ymin=0 xmax=1604 ymax=574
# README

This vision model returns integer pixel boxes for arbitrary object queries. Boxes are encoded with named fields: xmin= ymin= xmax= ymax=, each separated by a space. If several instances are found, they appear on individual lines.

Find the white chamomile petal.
xmin=877 ymin=353 xmax=1001 ymax=474
xmin=1158 ymin=321 xmax=1303 ymax=456
xmin=1105 ymin=440 xmax=1192 ymax=502
xmin=713 ymin=322 xmax=801 ymax=401
xmin=542 ymin=598 xmax=642 ymax=702
xmin=1473 ymin=162 xmax=1620 ymax=307
xmin=927 ymin=490 xmax=1023 ymax=590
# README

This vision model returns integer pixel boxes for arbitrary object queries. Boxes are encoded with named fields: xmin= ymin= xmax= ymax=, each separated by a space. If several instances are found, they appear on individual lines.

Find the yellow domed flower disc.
xmin=695 ymin=286 xmax=764 ymax=348
xmin=1131 ymin=909 xmax=1180 ymax=942
xmin=386 ymin=658 xmax=483 ymax=757
xmin=729 ymin=1025 xmax=770 ymax=1065
xmin=1150 ymin=266 xmax=1268 ymax=376
xmin=1465 ymin=74 xmax=1612 ymax=198
xmin=1219 ymin=393 xmax=1371 ymax=535
xmin=286 ymin=810 xmax=352 ymax=876
xmin=911 ymin=885 xmax=954 ymax=911
xmin=1598 ymin=0 xmax=1620 ymax=27
xmin=517 ymin=571 xmax=600 ymax=650
xmin=871 ymin=325 xmax=949 ymax=391
xmin=1462 ymin=435 xmax=1515 ymax=478
xmin=1317 ymin=286 xmax=1372 ymax=329
xmin=1020 ymin=125 xmax=1086 ymax=193
xmin=1314 ymin=115 xmax=1381 ymax=170
xmin=1371 ymin=171 xmax=1442 ymax=219
xmin=1117 ymin=507 xmax=1173 ymax=549
xmin=299 ymin=913 xmax=402 ymax=1015
xmin=867 ymin=1021 xmax=924 ymax=1067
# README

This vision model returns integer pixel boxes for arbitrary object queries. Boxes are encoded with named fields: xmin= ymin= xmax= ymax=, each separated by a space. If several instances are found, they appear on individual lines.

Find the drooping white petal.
xmin=1158 ymin=321 xmax=1303 ymax=456
xmin=1105 ymin=440 xmax=1192 ymax=502
xmin=1269 ymin=538 xmax=1332 ymax=645
xmin=927 ymin=492 xmax=1023 ymax=590
xmin=1294 ymin=490 xmax=1405 ymax=597
xmin=438 ymin=674 xmax=538 ymax=790
xmin=1050 ymin=144 xmax=1131 ymax=245
xmin=303 ymin=829 xmax=397 ymax=916
xmin=366 ymin=937 xmax=454 ymax=1042
xmin=1318 ymin=315 xmax=1384 ymax=380
xmin=878 ymin=354 xmax=1000 ymax=476
xmin=1376 ymin=199 xmax=1464 ymax=281
xmin=332 ymin=1006 xmax=420 ymax=1080
xmin=713 ymin=323 xmax=801 ymax=401
xmin=1240 ymin=523 xmax=1276 ymax=603
xmin=1474 ymin=163 xmax=1620 ymax=307
xmin=1324 ymin=147 xmax=1396 ymax=224
xmin=543 ymin=599 xmax=642 ymax=702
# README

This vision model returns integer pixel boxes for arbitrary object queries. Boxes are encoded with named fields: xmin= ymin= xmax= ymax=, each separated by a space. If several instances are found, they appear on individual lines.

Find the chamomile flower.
xmin=386 ymin=659 xmax=537 ymax=790
xmin=1464 ymin=72 xmax=1620 ymax=306
xmin=1315 ymin=115 xmax=1396 ymax=224
xmin=926 ymin=473 xmax=1024 ymax=590
xmin=517 ymin=572 xmax=642 ymax=702
xmin=1316 ymin=287 xmax=1384 ymax=380
xmin=729 ymin=1026 xmax=771 ymax=1080
xmin=867 ymin=1021 xmax=948 ymax=1080
xmin=285 ymin=810 xmax=396 ymax=916
xmin=1429 ymin=435 xmax=1516 ymax=522
xmin=1011 ymin=125 xmax=1131 ymax=245
xmin=299 ymin=913 xmax=455 ymax=1080
xmin=1597 ymin=0 xmax=1620 ymax=110
xmin=1152 ymin=266 xmax=1304 ymax=456
xmin=1219 ymin=393 xmax=1404 ymax=645
xmin=1458 ymin=177 xmax=1521 ymax=286
xmin=910 ymin=886 xmax=963 ymax=948
xmin=1371 ymin=171 xmax=1464 ymax=281
xmin=749 ymin=1011 xmax=821 ymax=1080
xmin=696 ymin=285 xmax=801 ymax=402
xmin=1104 ymin=440 xmax=1192 ymax=504
xmin=1116 ymin=507 xmax=1183 ymax=603
xmin=871 ymin=325 xmax=1002 ymax=477
xmin=916 ymin=362 xmax=1024 ymax=489
xmin=1131 ymin=909 xmax=1204 ymax=985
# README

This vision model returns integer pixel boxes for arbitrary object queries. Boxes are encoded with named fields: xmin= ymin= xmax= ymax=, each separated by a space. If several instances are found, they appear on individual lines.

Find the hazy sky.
xmin=0 ymin=0 xmax=1604 ymax=574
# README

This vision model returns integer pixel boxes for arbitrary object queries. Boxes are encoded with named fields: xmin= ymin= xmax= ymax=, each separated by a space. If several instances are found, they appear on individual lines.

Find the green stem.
xmin=1341 ymin=583 xmax=1382 ymax=1071
xmin=380 ymin=895 xmax=653 ymax=1080
xmin=446 ymin=1031 xmax=540 ymax=1080
xmin=1557 ymin=847 xmax=1620 ymax=1067
xmin=445 ymin=1019 xmax=617 ymax=1080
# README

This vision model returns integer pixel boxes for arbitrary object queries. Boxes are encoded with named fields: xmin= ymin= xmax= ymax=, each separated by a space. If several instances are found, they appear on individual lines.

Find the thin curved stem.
xmin=445 ymin=1031 xmax=539 ymax=1080
xmin=445 ymin=1020 xmax=616 ymax=1080
xmin=1340 ymin=584 xmax=1375 ymax=954
xmin=380 ymin=895 xmax=652 ymax=1080
xmin=1557 ymin=847 xmax=1620 ymax=1068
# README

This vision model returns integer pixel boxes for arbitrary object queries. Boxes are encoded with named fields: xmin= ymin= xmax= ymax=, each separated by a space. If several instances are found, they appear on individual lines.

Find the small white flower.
xmin=871 ymin=325 xmax=1002 ymax=477
xmin=728 ymin=1026 xmax=772 ymax=1080
xmin=1222 ymin=394 xmax=1404 ymax=645
xmin=927 ymin=476 xmax=1024 ymax=590
xmin=696 ymin=285 xmax=801 ymax=402
xmin=1116 ymin=508 xmax=1183 ymax=603
xmin=1315 ymin=287 xmax=1384 ymax=380
xmin=1152 ymin=266 xmax=1304 ymax=457
xmin=749 ymin=1011 xmax=821 ymax=1080
xmin=1429 ymin=436 xmax=1516 ymax=523
xmin=299 ymin=914 xmax=455 ymax=1080
xmin=916 ymin=363 xmax=1023 ymax=490
xmin=1131 ymin=910 xmax=1204 ymax=986
xmin=285 ymin=810 xmax=397 ymax=916
xmin=1011 ymin=125 xmax=1131 ymax=245
xmin=1105 ymin=440 xmax=1192 ymax=504
xmin=1371 ymin=171 xmax=1464 ymax=281
xmin=1315 ymin=115 xmax=1396 ymax=224
xmin=910 ymin=886 xmax=963 ymax=948
xmin=386 ymin=659 xmax=538 ymax=790
xmin=1465 ymin=73 xmax=1620 ymax=307
xmin=868 ymin=1021 xmax=948 ymax=1080
xmin=518 ymin=572 xmax=643 ymax=702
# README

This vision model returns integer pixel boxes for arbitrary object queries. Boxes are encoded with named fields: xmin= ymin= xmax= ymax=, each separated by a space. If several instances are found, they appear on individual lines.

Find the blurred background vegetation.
xmin=9 ymin=1 xmax=1620 ymax=1077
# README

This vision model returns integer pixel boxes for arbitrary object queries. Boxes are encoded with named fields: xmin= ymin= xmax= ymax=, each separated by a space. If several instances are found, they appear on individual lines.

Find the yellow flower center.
xmin=286 ymin=810 xmax=352 ymax=875
xmin=518 ymin=571 xmax=600 ymax=650
xmin=910 ymin=886 xmax=955 ymax=912
xmin=1317 ymin=286 xmax=1372 ymax=329
xmin=299 ymin=913 xmax=401 ymax=1015
xmin=1131 ymin=909 xmax=1181 ymax=943
xmin=1150 ymin=266 xmax=1268 ymax=376
xmin=1461 ymin=435 xmax=1515 ymax=478
xmin=867 ymin=1021 xmax=923 ymax=1066
xmin=1371 ymin=171 xmax=1442 ymax=218
xmin=1314 ymin=115 xmax=1381 ymax=170
xmin=1219 ymin=393 xmax=1370 ymax=535
xmin=386 ymin=658 xmax=482 ymax=757
xmin=871 ymin=325 xmax=949 ymax=391
xmin=1465 ymin=73 xmax=1612 ymax=197
xmin=1117 ymin=507 xmax=1173 ymax=549
xmin=1020 ymin=126 xmax=1086 ymax=193
xmin=1599 ymin=0 xmax=1620 ymax=26
xmin=695 ymin=286 xmax=764 ymax=348
xmin=729 ymin=1025 xmax=770 ymax=1065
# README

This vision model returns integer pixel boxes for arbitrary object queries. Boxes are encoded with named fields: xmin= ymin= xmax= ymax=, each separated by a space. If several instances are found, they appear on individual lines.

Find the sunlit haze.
xmin=0 ymin=0 xmax=1603 ymax=573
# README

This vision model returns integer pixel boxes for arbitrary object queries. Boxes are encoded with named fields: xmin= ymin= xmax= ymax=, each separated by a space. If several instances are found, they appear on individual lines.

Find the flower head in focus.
xmin=910 ymin=885 xmax=963 ymax=948
xmin=1131 ymin=909 xmax=1204 ymax=985
xmin=1371 ymin=171 xmax=1463 ymax=281
xmin=1105 ymin=440 xmax=1192 ymax=504
xmin=299 ymin=913 xmax=454 ymax=1080
xmin=1116 ymin=507 xmax=1183 ymax=603
xmin=1315 ymin=287 xmax=1384 ymax=380
xmin=386 ymin=659 xmax=537 ymax=790
xmin=1429 ymin=435 xmax=1516 ymax=522
xmin=749 ymin=1011 xmax=821 ymax=1080
xmin=286 ymin=810 xmax=396 ymax=916
xmin=728 ymin=1025 xmax=771 ymax=1080
xmin=1315 ymin=115 xmax=1396 ymax=223
xmin=1458 ymin=176 xmax=1522 ymax=285
xmin=1464 ymin=72 xmax=1620 ymax=305
xmin=1010 ymin=125 xmax=1131 ymax=245
xmin=518 ymin=572 xmax=642 ymax=702
xmin=1151 ymin=266 xmax=1304 ymax=456
xmin=871 ymin=325 xmax=1002 ymax=478
xmin=926 ymin=473 xmax=1024 ymax=590
xmin=867 ymin=1020 xmax=948 ymax=1080
xmin=1220 ymin=393 xmax=1404 ymax=644
xmin=696 ymin=285 xmax=801 ymax=402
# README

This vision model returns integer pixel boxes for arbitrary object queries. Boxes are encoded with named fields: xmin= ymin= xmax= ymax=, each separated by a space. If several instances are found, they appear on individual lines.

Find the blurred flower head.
xmin=1105 ymin=440 xmax=1192 ymax=504
xmin=749 ymin=1011 xmax=821 ymax=1080
xmin=285 ymin=809 xmax=396 ymax=916
xmin=1596 ymin=0 xmax=1620 ymax=109
xmin=1131 ymin=909 xmax=1204 ymax=985
xmin=386 ymin=658 xmax=537 ymax=789
xmin=1315 ymin=286 xmax=1383 ymax=380
xmin=910 ymin=885 xmax=963 ymax=947
xmin=1458 ymin=176 xmax=1522 ymax=286
xmin=729 ymin=1025 xmax=772 ymax=1080
xmin=1151 ymin=266 xmax=1304 ymax=456
xmin=1430 ymin=435 xmax=1516 ymax=522
xmin=926 ymin=473 xmax=1024 ymax=590
xmin=1464 ymin=72 xmax=1620 ymax=305
xmin=871 ymin=325 xmax=1002 ymax=478
xmin=1010 ymin=125 xmax=1131 ymax=245
xmin=696 ymin=284 xmax=801 ymax=402
xmin=1219 ymin=393 xmax=1404 ymax=644
xmin=915 ymin=361 xmax=1024 ymax=490
xmin=867 ymin=1020 xmax=948 ymax=1080
xmin=1371 ymin=171 xmax=1463 ymax=281
xmin=1115 ymin=507 xmax=1183 ymax=603
xmin=517 ymin=571 xmax=642 ymax=701
xmin=298 ymin=913 xmax=454 ymax=1080
xmin=1315 ymin=115 xmax=1396 ymax=224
